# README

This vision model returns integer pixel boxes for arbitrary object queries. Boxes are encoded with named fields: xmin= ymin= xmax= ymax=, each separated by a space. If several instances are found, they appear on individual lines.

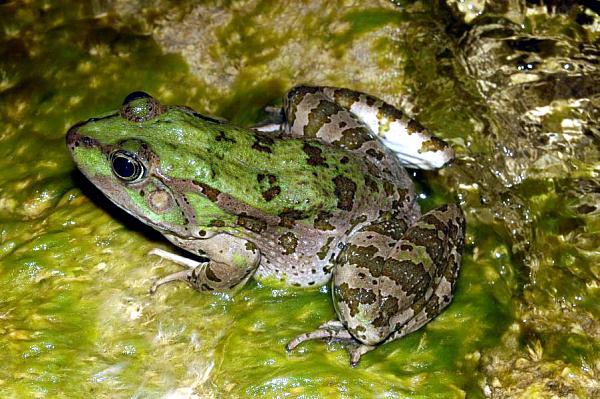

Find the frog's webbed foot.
xmin=286 ymin=320 xmax=376 ymax=367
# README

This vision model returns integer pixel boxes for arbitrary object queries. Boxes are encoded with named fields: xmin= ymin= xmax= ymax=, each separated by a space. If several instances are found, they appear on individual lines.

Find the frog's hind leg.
xmin=283 ymin=85 xmax=455 ymax=169
xmin=383 ymin=205 xmax=466 ymax=344
xmin=286 ymin=217 xmax=409 ymax=366
xmin=287 ymin=204 xmax=465 ymax=366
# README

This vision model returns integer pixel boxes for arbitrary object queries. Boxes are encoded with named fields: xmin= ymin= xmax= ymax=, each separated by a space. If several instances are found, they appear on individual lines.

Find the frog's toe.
xmin=149 ymin=270 xmax=193 ymax=294
xmin=286 ymin=320 xmax=354 ymax=351
xmin=348 ymin=344 xmax=376 ymax=367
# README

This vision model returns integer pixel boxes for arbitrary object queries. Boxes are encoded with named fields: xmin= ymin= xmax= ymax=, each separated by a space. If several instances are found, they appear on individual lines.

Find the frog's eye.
xmin=110 ymin=150 xmax=146 ymax=182
xmin=121 ymin=91 xmax=162 ymax=122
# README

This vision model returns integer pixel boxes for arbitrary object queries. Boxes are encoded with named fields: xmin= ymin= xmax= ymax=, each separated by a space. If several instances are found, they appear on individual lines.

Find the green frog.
xmin=66 ymin=86 xmax=465 ymax=366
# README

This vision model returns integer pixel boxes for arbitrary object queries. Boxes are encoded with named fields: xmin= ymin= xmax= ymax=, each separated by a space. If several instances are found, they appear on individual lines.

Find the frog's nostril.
xmin=122 ymin=91 xmax=152 ymax=105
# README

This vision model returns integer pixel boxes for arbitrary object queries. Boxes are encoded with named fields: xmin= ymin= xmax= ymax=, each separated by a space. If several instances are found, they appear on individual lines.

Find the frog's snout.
xmin=121 ymin=91 xmax=163 ymax=123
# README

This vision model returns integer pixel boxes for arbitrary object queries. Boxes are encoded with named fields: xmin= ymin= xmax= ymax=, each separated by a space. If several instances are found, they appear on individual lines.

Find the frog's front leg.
xmin=150 ymin=233 xmax=260 ymax=293
xmin=287 ymin=204 xmax=465 ymax=366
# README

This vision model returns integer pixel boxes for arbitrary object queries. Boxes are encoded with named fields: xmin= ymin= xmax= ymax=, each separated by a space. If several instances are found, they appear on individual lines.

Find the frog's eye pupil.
xmin=110 ymin=151 xmax=145 ymax=182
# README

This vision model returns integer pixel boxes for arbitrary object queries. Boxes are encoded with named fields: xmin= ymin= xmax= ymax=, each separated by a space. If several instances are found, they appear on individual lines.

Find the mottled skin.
xmin=66 ymin=86 xmax=465 ymax=366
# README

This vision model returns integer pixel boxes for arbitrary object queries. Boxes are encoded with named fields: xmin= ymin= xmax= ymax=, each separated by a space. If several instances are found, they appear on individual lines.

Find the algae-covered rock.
xmin=0 ymin=0 xmax=597 ymax=397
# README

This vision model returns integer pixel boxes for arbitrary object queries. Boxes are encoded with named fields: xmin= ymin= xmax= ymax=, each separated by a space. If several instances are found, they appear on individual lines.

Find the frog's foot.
xmin=252 ymin=106 xmax=285 ymax=132
xmin=286 ymin=320 xmax=376 ymax=366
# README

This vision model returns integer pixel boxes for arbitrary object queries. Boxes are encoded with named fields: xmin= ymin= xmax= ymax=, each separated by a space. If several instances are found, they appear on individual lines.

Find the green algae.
xmin=1 ymin=0 xmax=598 ymax=398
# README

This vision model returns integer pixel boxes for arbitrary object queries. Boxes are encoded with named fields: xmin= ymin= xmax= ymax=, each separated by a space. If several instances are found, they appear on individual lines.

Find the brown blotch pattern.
xmin=332 ymin=127 xmax=373 ymax=150
xmin=378 ymin=102 xmax=404 ymax=121
xmin=209 ymin=219 xmax=225 ymax=227
xmin=314 ymin=211 xmax=335 ymax=231
xmin=333 ymin=88 xmax=361 ymax=108
xmin=236 ymin=213 xmax=267 ymax=233
xmin=406 ymin=119 xmax=426 ymax=134
xmin=302 ymin=143 xmax=328 ymax=166
xmin=215 ymin=130 xmax=236 ymax=143
xmin=262 ymin=186 xmax=281 ymax=201
xmin=245 ymin=241 xmax=258 ymax=252
xmin=333 ymin=175 xmax=357 ymax=211
xmin=252 ymin=133 xmax=274 ymax=153
xmin=193 ymin=181 xmax=221 ymax=202
xmin=363 ymin=175 xmax=379 ymax=193
xmin=304 ymin=99 xmax=339 ymax=137
xmin=375 ymin=259 xmax=431 ymax=297
xmin=205 ymin=265 xmax=222 ymax=283
xmin=278 ymin=232 xmax=298 ymax=255
xmin=317 ymin=237 xmax=335 ymax=260
xmin=371 ymin=296 xmax=400 ymax=328
xmin=366 ymin=148 xmax=384 ymax=161
xmin=335 ymin=282 xmax=377 ymax=318
xmin=420 ymin=136 xmax=449 ymax=152
xmin=362 ymin=219 xmax=408 ymax=241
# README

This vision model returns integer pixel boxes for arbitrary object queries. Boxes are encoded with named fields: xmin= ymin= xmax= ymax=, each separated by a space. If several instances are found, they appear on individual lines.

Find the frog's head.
xmin=66 ymin=92 xmax=224 ymax=239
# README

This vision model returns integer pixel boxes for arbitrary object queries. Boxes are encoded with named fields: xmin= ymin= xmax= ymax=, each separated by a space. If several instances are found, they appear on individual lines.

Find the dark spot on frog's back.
xmin=215 ymin=129 xmax=236 ymax=143
xmin=332 ymin=175 xmax=356 ymax=211
xmin=302 ymin=143 xmax=328 ymax=167
xmin=363 ymin=175 xmax=379 ymax=193
xmin=262 ymin=186 xmax=281 ymax=201
xmin=236 ymin=213 xmax=267 ymax=233
xmin=252 ymin=133 xmax=274 ymax=153
xmin=193 ymin=181 xmax=221 ymax=202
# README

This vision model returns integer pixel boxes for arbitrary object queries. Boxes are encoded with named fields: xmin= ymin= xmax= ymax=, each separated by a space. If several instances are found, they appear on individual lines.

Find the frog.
xmin=66 ymin=85 xmax=466 ymax=366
